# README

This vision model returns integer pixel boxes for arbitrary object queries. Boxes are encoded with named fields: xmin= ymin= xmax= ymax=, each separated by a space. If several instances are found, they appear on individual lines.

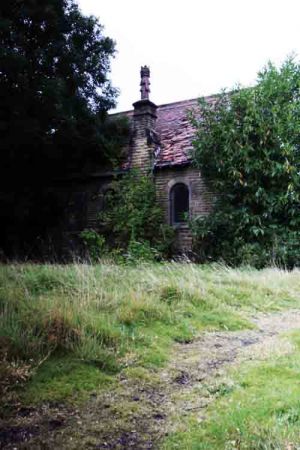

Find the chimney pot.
xmin=140 ymin=65 xmax=150 ymax=100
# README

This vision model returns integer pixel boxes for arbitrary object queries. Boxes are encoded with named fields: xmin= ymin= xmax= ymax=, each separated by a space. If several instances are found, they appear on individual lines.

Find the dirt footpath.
xmin=2 ymin=310 xmax=300 ymax=449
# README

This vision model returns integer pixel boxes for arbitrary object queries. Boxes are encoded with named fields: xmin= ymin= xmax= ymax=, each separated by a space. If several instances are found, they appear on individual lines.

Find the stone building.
xmin=66 ymin=66 xmax=214 ymax=253
xmin=110 ymin=66 xmax=214 ymax=251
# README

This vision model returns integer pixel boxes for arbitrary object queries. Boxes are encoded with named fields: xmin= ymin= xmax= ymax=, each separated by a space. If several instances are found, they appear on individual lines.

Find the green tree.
xmin=0 ymin=0 xmax=125 ymax=256
xmin=191 ymin=58 xmax=300 ymax=267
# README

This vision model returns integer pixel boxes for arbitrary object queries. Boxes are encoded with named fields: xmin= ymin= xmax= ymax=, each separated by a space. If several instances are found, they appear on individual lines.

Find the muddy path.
xmin=2 ymin=309 xmax=300 ymax=449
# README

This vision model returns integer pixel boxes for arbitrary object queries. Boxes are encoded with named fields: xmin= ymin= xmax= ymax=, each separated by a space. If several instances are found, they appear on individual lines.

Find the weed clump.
xmin=159 ymin=286 xmax=182 ymax=304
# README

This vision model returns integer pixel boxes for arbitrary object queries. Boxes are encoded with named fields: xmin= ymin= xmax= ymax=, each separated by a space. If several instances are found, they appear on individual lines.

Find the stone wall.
xmin=53 ymin=176 xmax=113 ymax=233
xmin=131 ymin=99 xmax=157 ymax=172
xmin=85 ymin=178 xmax=113 ymax=228
xmin=154 ymin=166 xmax=214 ymax=252
xmin=57 ymin=166 xmax=214 ymax=255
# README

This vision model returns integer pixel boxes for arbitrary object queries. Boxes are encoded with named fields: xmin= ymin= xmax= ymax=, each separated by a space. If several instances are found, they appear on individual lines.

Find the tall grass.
xmin=1 ymin=262 xmax=300 ymax=404
xmin=1 ymin=263 xmax=300 ymax=363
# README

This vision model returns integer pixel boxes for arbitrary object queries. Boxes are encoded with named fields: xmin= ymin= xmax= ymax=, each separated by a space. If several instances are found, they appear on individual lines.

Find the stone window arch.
xmin=169 ymin=182 xmax=190 ymax=225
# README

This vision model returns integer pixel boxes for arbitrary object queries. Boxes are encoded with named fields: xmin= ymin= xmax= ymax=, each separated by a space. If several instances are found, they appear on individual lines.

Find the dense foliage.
xmin=0 ymin=0 xmax=126 ymax=256
xmin=191 ymin=58 xmax=300 ymax=267
xmin=97 ymin=170 xmax=175 ymax=260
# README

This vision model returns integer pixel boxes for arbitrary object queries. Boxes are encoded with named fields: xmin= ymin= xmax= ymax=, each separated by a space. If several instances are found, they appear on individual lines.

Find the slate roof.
xmin=155 ymin=98 xmax=198 ymax=167
xmin=112 ymin=95 xmax=216 ymax=170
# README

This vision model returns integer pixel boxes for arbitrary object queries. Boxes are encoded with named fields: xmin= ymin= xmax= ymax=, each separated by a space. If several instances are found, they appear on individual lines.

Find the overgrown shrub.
xmin=80 ymin=229 xmax=106 ymax=262
xmin=99 ymin=170 xmax=174 ymax=260
xmin=125 ymin=239 xmax=158 ymax=262
xmin=191 ymin=57 xmax=300 ymax=268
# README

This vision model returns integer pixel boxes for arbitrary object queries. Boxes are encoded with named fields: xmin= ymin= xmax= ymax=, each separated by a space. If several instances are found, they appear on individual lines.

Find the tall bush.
xmin=191 ymin=58 xmax=300 ymax=267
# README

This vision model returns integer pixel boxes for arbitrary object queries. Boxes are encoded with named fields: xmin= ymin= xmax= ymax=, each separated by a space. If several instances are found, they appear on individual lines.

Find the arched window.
xmin=170 ymin=183 xmax=189 ymax=225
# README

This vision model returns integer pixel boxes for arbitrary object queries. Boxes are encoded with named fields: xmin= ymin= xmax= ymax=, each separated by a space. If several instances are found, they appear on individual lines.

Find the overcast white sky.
xmin=78 ymin=0 xmax=300 ymax=112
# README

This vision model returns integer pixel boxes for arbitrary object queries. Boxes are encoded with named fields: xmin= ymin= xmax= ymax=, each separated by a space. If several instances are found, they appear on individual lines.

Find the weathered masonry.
xmin=109 ymin=66 xmax=213 ymax=252
xmin=63 ymin=66 xmax=214 ymax=253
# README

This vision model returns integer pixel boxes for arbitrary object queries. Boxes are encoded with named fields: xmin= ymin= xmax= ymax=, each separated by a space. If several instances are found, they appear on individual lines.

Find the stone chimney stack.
xmin=131 ymin=66 xmax=158 ymax=171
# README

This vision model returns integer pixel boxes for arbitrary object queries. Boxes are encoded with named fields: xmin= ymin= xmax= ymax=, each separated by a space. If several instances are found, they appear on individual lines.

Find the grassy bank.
xmin=1 ymin=263 xmax=300 ymax=410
